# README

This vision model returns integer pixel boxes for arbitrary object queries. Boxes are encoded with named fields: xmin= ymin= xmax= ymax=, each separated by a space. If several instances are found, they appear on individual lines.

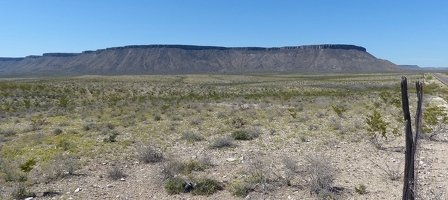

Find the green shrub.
xmin=105 ymin=122 xmax=115 ymax=130
xmin=422 ymin=105 xmax=448 ymax=137
xmin=161 ymin=159 xmax=206 ymax=180
xmin=59 ymin=121 xmax=71 ymax=126
xmin=153 ymin=114 xmax=162 ymax=121
xmin=20 ymin=158 xmax=36 ymax=173
xmin=104 ymin=131 xmax=119 ymax=143
xmin=423 ymin=82 xmax=440 ymax=95
xmin=365 ymin=110 xmax=390 ymax=149
xmin=1 ymin=161 xmax=24 ymax=182
xmin=165 ymin=177 xmax=187 ymax=195
xmin=229 ymin=165 xmax=265 ymax=197
xmin=231 ymin=129 xmax=260 ymax=140
xmin=331 ymin=104 xmax=347 ymax=118
xmin=229 ymin=180 xmax=252 ymax=197
xmin=191 ymin=177 xmax=223 ymax=196
xmin=53 ymin=128 xmax=63 ymax=135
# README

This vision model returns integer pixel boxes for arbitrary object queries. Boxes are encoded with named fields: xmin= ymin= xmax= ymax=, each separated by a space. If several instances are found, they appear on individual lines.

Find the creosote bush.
xmin=20 ymin=158 xmax=36 ymax=173
xmin=365 ymin=110 xmax=390 ymax=149
xmin=422 ymin=105 xmax=448 ymax=139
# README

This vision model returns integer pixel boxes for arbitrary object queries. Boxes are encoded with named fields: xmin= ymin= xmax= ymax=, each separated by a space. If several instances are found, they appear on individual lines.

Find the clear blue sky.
xmin=1 ymin=0 xmax=447 ymax=67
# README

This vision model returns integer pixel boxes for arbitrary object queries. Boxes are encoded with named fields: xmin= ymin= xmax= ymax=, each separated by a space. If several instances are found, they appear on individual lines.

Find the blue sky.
xmin=1 ymin=0 xmax=447 ymax=67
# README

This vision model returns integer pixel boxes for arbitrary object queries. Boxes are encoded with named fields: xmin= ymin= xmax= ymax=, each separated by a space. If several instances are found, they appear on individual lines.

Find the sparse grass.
xmin=355 ymin=184 xmax=367 ymax=194
xmin=229 ymin=171 xmax=265 ymax=197
xmin=180 ymin=160 xmax=205 ymax=174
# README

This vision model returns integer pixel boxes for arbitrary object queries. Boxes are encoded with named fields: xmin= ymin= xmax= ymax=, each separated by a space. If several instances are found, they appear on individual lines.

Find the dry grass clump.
xmin=210 ymin=136 xmax=234 ymax=149
xmin=306 ymin=155 xmax=339 ymax=199
xmin=140 ymin=144 xmax=163 ymax=163
xmin=108 ymin=166 xmax=126 ymax=180
xmin=180 ymin=131 xmax=204 ymax=142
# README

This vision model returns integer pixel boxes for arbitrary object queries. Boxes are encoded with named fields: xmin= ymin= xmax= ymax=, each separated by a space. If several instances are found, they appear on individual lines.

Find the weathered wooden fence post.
xmin=401 ymin=76 xmax=423 ymax=200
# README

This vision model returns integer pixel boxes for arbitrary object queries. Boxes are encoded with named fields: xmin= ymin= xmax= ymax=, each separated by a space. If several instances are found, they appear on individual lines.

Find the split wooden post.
xmin=401 ymin=76 xmax=423 ymax=200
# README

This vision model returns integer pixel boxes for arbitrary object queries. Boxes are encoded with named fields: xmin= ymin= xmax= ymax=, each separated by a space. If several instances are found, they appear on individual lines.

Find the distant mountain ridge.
xmin=0 ymin=44 xmax=400 ymax=75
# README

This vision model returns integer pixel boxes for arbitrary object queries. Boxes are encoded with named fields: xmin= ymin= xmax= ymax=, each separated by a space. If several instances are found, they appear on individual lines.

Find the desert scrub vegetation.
xmin=139 ymin=143 xmax=164 ymax=163
xmin=1 ymin=73 xmax=440 ymax=198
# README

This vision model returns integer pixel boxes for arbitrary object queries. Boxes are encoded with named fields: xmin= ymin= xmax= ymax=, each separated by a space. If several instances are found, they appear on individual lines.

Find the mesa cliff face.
xmin=0 ymin=44 xmax=399 ymax=75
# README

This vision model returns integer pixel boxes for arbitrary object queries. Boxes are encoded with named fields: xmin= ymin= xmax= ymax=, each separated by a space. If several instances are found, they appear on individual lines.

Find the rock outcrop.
xmin=0 ymin=44 xmax=400 ymax=75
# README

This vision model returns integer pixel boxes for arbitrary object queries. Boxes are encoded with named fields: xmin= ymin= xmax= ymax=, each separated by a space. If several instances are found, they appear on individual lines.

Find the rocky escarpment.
xmin=0 ymin=44 xmax=399 ymax=75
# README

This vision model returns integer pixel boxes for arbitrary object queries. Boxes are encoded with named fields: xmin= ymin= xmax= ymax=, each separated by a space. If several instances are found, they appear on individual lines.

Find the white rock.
xmin=120 ymin=178 xmax=126 ymax=181
xmin=75 ymin=188 xmax=82 ymax=192
xmin=226 ymin=158 xmax=237 ymax=162
xmin=24 ymin=197 xmax=34 ymax=200
xmin=107 ymin=184 xmax=113 ymax=188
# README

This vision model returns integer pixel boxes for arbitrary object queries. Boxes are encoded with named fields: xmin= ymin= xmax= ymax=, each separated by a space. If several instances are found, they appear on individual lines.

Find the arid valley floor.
xmin=1 ymin=73 xmax=448 ymax=199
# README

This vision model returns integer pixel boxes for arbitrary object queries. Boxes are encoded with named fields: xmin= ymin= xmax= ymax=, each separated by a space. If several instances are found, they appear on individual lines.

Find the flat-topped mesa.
xmin=282 ymin=44 xmax=366 ymax=52
xmin=91 ymin=44 xmax=367 ymax=52
xmin=42 ymin=53 xmax=81 ymax=57
xmin=0 ymin=57 xmax=25 ymax=61
xmin=0 ymin=44 xmax=368 ymax=60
